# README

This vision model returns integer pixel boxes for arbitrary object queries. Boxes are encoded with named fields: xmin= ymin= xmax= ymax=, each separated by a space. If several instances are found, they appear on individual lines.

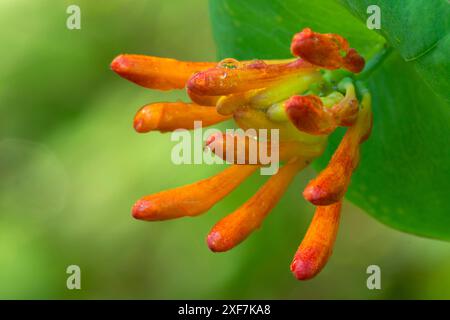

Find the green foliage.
xmin=210 ymin=0 xmax=450 ymax=240
xmin=341 ymin=0 xmax=450 ymax=102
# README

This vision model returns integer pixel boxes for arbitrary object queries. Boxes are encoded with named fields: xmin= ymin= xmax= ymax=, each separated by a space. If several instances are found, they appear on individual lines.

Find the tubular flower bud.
xmin=285 ymin=95 xmax=338 ymax=135
xmin=207 ymin=158 xmax=307 ymax=252
xmin=133 ymin=102 xmax=230 ymax=133
xmin=291 ymin=201 xmax=342 ymax=280
xmin=205 ymin=132 xmax=324 ymax=164
xmin=187 ymin=59 xmax=316 ymax=96
xmin=112 ymin=27 xmax=373 ymax=281
xmin=111 ymin=54 xmax=216 ymax=90
xmin=284 ymin=84 xmax=359 ymax=135
xmin=132 ymin=165 xmax=259 ymax=221
xmin=303 ymin=93 xmax=373 ymax=206
xmin=291 ymin=28 xmax=365 ymax=73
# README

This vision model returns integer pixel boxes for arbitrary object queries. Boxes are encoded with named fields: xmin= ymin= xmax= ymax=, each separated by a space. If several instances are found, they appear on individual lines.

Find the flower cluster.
xmin=111 ymin=28 xmax=372 ymax=280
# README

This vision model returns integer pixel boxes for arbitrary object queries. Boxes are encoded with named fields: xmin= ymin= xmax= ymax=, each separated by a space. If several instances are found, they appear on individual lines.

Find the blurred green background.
xmin=0 ymin=0 xmax=449 ymax=299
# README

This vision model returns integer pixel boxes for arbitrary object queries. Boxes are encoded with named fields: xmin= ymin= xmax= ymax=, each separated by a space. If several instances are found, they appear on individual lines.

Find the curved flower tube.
xmin=291 ymin=201 xmax=342 ymax=280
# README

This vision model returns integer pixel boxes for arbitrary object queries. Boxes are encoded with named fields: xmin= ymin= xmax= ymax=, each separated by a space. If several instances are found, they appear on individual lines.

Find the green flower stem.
xmin=356 ymin=46 xmax=393 ymax=80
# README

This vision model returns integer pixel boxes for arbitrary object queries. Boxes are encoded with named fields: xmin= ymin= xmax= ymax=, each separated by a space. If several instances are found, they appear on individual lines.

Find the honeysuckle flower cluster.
xmin=111 ymin=28 xmax=373 ymax=280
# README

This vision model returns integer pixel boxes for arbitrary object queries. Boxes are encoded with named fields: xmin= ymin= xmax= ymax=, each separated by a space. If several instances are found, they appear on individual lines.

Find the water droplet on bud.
xmin=218 ymin=58 xmax=241 ymax=69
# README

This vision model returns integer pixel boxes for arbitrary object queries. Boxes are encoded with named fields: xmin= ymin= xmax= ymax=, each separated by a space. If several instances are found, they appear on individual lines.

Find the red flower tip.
xmin=110 ymin=54 xmax=129 ymax=73
xmin=133 ymin=104 xmax=163 ymax=133
xmin=285 ymin=95 xmax=337 ymax=135
xmin=290 ymin=248 xmax=321 ymax=280
xmin=206 ymin=231 xmax=229 ymax=252
xmin=303 ymin=146 xmax=355 ymax=206
xmin=290 ymin=28 xmax=365 ymax=73
xmin=343 ymin=48 xmax=365 ymax=73
xmin=302 ymin=182 xmax=341 ymax=206
xmin=290 ymin=202 xmax=342 ymax=280
xmin=131 ymin=199 xmax=153 ymax=220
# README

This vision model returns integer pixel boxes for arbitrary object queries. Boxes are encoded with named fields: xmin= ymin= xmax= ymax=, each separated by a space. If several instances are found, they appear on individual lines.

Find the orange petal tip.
xmin=291 ymin=28 xmax=364 ymax=73
xmin=133 ymin=117 xmax=145 ymax=132
xmin=206 ymin=231 xmax=227 ymax=252
xmin=343 ymin=48 xmax=365 ymax=73
xmin=110 ymin=54 xmax=129 ymax=74
xmin=133 ymin=105 xmax=162 ymax=133
xmin=303 ymin=185 xmax=324 ymax=205
xmin=285 ymin=95 xmax=336 ymax=135
xmin=290 ymin=253 xmax=318 ymax=280
xmin=303 ymin=184 xmax=340 ymax=206
xmin=131 ymin=199 xmax=153 ymax=220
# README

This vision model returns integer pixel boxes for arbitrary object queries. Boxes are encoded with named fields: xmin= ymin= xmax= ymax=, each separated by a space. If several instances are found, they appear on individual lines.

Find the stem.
xmin=356 ymin=46 xmax=393 ymax=80
xmin=317 ymin=45 xmax=392 ymax=96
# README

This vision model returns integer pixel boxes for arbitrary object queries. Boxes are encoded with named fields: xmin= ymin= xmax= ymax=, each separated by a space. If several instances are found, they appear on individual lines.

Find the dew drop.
xmin=218 ymin=58 xmax=241 ymax=69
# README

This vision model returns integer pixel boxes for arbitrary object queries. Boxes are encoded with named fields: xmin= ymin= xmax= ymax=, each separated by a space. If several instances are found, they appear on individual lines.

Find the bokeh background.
xmin=1 ymin=0 xmax=449 ymax=299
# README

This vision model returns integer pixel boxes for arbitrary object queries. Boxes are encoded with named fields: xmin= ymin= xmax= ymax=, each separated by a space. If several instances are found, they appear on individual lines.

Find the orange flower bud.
xmin=187 ymin=59 xmax=316 ymax=96
xmin=290 ymin=201 xmax=342 ymax=280
xmin=303 ymin=93 xmax=372 ymax=205
xmin=207 ymin=158 xmax=307 ymax=252
xmin=303 ymin=146 xmax=358 ymax=205
xmin=285 ymin=95 xmax=337 ymax=135
xmin=290 ymin=28 xmax=364 ymax=73
xmin=205 ymin=132 xmax=323 ymax=164
xmin=343 ymin=48 xmax=366 ymax=74
xmin=110 ymin=54 xmax=215 ymax=90
xmin=132 ymin=165 xmax=259 ymax=221
xmin=133 ymin=102 xmax=230 ymax=133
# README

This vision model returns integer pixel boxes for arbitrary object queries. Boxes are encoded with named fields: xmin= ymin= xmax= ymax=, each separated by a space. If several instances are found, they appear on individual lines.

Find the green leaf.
xmin=340 ymin=0 xmax=450 ymax=102
xmin=209 ymin=0 xmax=450 ymax=240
